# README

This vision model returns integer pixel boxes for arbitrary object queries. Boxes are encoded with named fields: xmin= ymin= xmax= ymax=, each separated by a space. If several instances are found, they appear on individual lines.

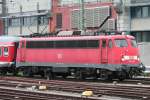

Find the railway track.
xmin=0 ymin=86 xmax=99 ymax=100
xmin=0 ymin=76 xmax=150 ymax=99
xmin=123 ymin=77 xmax=150 ymax=84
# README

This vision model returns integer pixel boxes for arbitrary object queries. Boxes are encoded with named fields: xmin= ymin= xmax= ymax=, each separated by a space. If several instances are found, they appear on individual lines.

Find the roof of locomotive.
xmin=21 ymin=35 xmax=135 ymax=41
xmin=0 ymin=36 xmax=20 ymax=43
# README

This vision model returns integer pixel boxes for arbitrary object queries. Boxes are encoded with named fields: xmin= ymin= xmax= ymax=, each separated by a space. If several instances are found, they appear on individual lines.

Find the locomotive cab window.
xmin=102 ymin=40 xmax=106 ymax=48
xmin=131 ymin=39 xmax=137 ymax=47
xmin=115 ymin=39 xmax=128 ymax=47
xmin=4 ymin=47 xmax=8 ymax=56
xmin=108 ymin=40 xmax=113 ymax=48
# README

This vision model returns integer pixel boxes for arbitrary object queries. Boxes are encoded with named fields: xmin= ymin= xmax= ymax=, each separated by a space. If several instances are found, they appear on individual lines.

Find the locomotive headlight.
xmin=137 ymin=56 xmax=140 ymax=61
xmin=124 ymin=56 xmax=129 ymax=60
xmin=137 ymin=57 xmax=140 ymax=61
xmin=122 ymin=56 xmax=140 ymax=61
xmin=133 ymin=56 xmax=137 ymax=60
xmin=121 ymin=58 xmax=125 ymax=61
xmin=133 ymin=56 xmax=140 ymax=60
xmin=121 ymin=56 xmax=129 ymax=61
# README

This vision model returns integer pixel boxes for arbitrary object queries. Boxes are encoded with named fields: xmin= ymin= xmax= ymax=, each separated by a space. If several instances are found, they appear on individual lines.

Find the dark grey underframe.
xmin=16 ymin=62 xmax=141 ymax=71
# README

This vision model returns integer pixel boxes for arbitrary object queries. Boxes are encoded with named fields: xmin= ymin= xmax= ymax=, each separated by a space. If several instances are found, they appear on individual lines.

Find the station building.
xmin=0 ymin=0 xmax=5 ymax=35
xmin=2 ymin=0 xmax=117 ymax=36
xmin=128 ymin=0 xmax=150 ymax=68
xmin=1 ymin=0 xmax=150 ymax=42
xmin=130 ymin=0 xmax=150 ymax=42
xmin=100 ymin=0 xmax=150 ymax=43
xmin=50 ymin=0 xmax=117 ymax=34
xmin=2 ymin=0 xmax=51 ymax=36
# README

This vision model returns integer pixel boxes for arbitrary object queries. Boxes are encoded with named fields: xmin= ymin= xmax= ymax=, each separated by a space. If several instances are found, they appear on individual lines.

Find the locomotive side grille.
xmin=26 ymin=40 xmax=99 ymax=49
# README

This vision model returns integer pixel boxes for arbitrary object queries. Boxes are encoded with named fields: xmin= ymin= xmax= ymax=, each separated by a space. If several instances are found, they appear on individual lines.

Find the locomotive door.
xmin=20 ymin=41 xmax=26 ymax=62
xmin=101 ymin=39 xmax=108 ymax=63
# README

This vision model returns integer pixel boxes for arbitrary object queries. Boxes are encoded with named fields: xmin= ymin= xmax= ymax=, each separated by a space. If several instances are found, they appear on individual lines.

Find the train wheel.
xmin=0 ymin=70 xmax=7 ymax=76
xmin=118 ymin=72 xmax=126 ymax=81
xmin=75 ymin=71 xmax=85 ymax=80
xmin=62 ymin=74 xmax=68 ymax=79
xmin=40 ymin=72 xmax=45 ymax=78
xmin=45 ymin=71 xmax=53 ymax=80
xmin=126 ymin=73 xmax=133 ymax=79
xmin=23 ymin=68 xmax=33 ymax=77
xmin=118 ymin=77 xmax=125 ymax=81
xmin=107 ymin=75 xmax=113 ymax=81
xmin=13 ymin=70 xmax=18 ymax=76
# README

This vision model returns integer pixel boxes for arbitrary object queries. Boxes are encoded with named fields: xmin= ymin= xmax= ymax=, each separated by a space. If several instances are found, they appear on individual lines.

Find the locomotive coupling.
xmin=140 ymin=63 xmax=145 ymax=71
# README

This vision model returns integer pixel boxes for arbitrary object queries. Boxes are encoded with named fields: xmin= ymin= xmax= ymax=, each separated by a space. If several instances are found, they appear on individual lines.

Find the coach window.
xmin=108 ymin=40 xmax=113 ymax=48
xmin=0 ymin=48 xmax=2 ymax=56
xmin=21 ymin=42 xmax=25 ymax=48
xmin=4 ymin=47 xmax=8 ymax=56
xmin=102 ymin=40 xmax=106 ymax=48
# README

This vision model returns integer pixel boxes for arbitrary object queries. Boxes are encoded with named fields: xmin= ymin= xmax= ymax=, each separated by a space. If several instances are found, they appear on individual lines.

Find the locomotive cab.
xmin=108 ymin=35 xmax=144 ymax=80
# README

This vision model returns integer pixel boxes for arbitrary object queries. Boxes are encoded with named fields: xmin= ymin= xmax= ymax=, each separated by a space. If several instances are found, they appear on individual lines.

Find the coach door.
xmin=20 ymin=41 xmax=26 ymax=62
xmin=101 ymin=39 xmax=108 ymax=63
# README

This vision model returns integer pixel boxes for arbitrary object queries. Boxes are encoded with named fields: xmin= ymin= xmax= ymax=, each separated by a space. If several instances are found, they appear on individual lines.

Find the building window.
xmin=135 ymin=7 xmax=142 ymax=18
xmin=56 ymin=13 xmax=62 ymax=28
xmin=142 ymin=7 xmax=149 ymax=17
xmin=9 ymin=18 xmax=20 ymax=27
xmin=131 ymin=6 xmax=150 ymax=18
xmin=4 ymin=19 xmax=8 ymax=35
xmin=38 ymin=15 xmax=48 ymax=25
xmin=31 ymin=16 xmax=37 ymax=25
xmin=131 ymin=32 xmax=150 ymax=42
xmin=143 ymin=32 xmax=150 ymax=42
xmin=131 ymin=7 xmax=136 ymax=18
xmin=23 ymin=17 xmax=30 ymax=26
xmin=23 ymin=16 xmax=37 ymax=26
xmin=149 ymin=6 xmax=150 ymax=16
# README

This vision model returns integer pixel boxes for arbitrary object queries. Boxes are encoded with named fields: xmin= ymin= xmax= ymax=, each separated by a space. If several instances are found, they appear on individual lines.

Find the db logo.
xmin=57 ymin=54 xmax=63 ymax=59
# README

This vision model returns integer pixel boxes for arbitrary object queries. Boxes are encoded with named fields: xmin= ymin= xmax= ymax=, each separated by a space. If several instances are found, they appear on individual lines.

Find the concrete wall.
xmin=138 ymin=42 xmax=150 ymax=67
xmin=131 ymin=18 xmax=150 ymax=31
xmin=4 ymin=0 xmax=50 ymax=36
xmin=116 ymin=0 xmax=131 ymax=32
xmin=8 ymin=25 xmax=49 ymax=36
xmin=7 ymin=0 xmax=51 ymax=13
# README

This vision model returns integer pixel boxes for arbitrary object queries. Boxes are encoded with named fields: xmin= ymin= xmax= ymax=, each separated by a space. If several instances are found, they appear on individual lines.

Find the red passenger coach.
xmin=0 ymin=36 xmax=20 ymax=75
xmin=16 ymin=35 xmax=144 ymax=80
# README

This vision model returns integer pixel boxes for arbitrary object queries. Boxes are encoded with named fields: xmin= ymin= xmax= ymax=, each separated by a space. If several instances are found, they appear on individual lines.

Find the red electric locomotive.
xmin=16 ymin=35 xmax=144 ymax=80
